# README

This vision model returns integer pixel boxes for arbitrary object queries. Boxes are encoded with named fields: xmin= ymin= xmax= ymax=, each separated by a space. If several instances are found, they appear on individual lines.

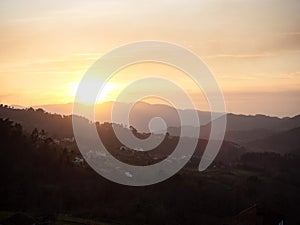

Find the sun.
xmin=67 ymin=81 xmax=120 ymax=104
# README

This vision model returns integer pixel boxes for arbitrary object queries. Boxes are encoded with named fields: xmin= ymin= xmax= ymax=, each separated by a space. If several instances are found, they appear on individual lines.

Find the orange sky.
xmin=0 ymin=0 xmax=299 ymax=116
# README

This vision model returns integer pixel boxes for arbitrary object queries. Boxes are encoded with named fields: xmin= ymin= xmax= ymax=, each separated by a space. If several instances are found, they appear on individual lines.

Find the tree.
xmin=31 ymin=128 xmax=39 ymax=142
xmin=130 ymin=125 xmax=137 ymax=135
xmin=12 ymin=123 xmax=23 ymax=137
xmin=36 ymin=108 xmax=45 ymax=113
xmin=27 ymin=107 xmax=35 ymax=112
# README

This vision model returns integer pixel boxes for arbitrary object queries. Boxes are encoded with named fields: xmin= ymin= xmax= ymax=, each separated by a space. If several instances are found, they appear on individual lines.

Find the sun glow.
xmin=67 ymin=81 xmax=120 ymax=104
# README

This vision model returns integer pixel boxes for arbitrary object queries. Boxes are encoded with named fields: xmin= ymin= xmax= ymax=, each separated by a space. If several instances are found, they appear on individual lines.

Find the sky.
xmin=0 ymin=0 xmax=299 ymax=117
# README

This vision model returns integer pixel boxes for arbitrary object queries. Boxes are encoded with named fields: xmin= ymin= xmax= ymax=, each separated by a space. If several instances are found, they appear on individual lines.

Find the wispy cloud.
xmin=204 ymin=53 xmax=273 ymax=59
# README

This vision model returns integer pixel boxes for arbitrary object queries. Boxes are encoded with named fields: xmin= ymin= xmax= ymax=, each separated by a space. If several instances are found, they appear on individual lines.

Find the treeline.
xmin=0 ymin=118 xmax=84 ymax=212
xmin=0 ymin=105 xmax=76 ymax=138
xmin=1 ymin=119 xmax=300 ymax=224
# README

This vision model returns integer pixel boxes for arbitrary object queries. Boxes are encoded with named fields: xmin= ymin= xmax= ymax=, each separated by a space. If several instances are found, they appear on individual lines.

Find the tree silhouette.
xmin=31 ymin=128 xmax=39 ymax=143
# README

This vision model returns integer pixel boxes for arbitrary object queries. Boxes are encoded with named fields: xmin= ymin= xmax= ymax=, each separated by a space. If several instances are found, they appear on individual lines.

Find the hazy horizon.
xmin=3 ymin=100 xmax=300 ymax=118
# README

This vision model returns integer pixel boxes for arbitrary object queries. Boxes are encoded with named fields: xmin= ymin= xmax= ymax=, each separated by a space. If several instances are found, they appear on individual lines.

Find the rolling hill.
xmin=245 ymin=126 xmax=300 ymax=154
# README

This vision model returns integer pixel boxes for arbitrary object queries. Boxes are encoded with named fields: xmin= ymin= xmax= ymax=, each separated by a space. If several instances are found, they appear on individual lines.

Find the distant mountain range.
xmin=1 ymin=102 xmax=300 ymax=155
xmin=245 ymin=127 xmax=300 ymax=155
xmin=34 ymin=101 xmax=300 ymax=131
xmin=34 ymin=101 xmax=222 ymax=130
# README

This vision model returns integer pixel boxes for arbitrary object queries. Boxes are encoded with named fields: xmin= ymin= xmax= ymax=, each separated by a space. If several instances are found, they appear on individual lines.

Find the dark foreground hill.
xmin=1 ymin=119 xmax=300 ymax=224
xmin=1 ymin=113 xmax=300 ymax=224
xmin=0 ymin=105 xmax=74 ymax=138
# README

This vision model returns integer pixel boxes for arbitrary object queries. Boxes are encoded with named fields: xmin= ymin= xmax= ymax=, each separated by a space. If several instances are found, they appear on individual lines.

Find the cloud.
xmin=204 ymin=53 xmax=274 ymax=59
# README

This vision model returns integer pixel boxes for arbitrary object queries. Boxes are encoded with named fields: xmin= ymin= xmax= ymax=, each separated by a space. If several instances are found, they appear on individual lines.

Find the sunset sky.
xmin=0 ymin=0 xmax=299 ymax=117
